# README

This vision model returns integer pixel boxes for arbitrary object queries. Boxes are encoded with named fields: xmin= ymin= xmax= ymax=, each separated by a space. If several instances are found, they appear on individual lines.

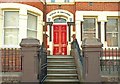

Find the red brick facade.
xmin=46 ymin=2 xmax=120 ymax=14
xmin=76 ymin=2 xmax=120 ymax=11
xmin=46 ymin=4 xmax=75 ymax=14
xmin=20 ymin=2 xmax=44 ymax=11
xmin=0 ymin=1 xmax=119 ymax=13
xmin=0 ymin=1 xmax=119 ymax=19
xmin=20 ymin=2 xmax=120 ymax=14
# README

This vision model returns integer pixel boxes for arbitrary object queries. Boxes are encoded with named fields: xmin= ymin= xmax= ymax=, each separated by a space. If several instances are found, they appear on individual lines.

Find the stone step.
xmin=47 ymin=56 xmax=73 ymax=59
xmin=47 ymin=74 xmax=78 ymax=76
xmin=47 ymin=65 xmax=76 ymax=69
xmin=48 ymin=62 xmax=75 ymax=65
xmin=48 ymin=60 xmax=74 ymax=62
xmin=48 ymin=58 xmax=74 ymax=61
xmin=47 ymin=76 xmax=78 ymax=79
xmin=47 ymin=64 xmax=76 ymax=67
xmin=47 ymin=69 xmax=77 ymax=74
xmin=46 ymin=55 xmax=79 ymax=83
xmin=48 ymin=69 xmax=77 ymax=71
xmin=47 ymin=63 xmax=75 ymax=66
xmin=44 ymin=79 xmax=79 ymax=83
xmin=47 ymin=74 xmax=78 ymax=79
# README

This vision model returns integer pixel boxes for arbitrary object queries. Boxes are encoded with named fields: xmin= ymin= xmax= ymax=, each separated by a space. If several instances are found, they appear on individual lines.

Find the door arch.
xmin=46 ymin=10 xmax=74 ymax=55
xmin=47 ymin=9 xmax=73 ymax=22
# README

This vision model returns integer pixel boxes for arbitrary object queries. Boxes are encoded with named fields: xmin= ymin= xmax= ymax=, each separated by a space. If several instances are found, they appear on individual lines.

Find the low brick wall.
xmin=0 ymin=48 xmax=22 ymax=72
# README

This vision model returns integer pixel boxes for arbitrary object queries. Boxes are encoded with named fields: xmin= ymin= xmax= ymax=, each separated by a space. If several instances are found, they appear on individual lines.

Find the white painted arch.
xmin=47 ymin=9 xmax=74 ymax=22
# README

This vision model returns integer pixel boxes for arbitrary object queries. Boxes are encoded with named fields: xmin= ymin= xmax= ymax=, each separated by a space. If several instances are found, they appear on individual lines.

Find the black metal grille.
xmin=100 ymin=48 xmax=120 ymax=76
xmin=38 ymin=43 xmax=47 ymax=83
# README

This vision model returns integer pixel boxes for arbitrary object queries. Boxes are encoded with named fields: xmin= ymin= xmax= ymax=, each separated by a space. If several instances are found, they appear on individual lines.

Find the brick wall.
xmin=46 ymin=4 xmax=75 ymax=14
xmin=20 ymin=2 xmax=44 ymax=11
xmin=45 ymin=2 xmax=120 ymax=15
xmin=76 ymin=2 xmax=120 ymax=11
xmin=0 ymin=0 xmax=44 ymax=12
xmin=0 ymin=48 xmax=22 ymax=72
xmin=0 ymin=1 xmax=120 ymax=12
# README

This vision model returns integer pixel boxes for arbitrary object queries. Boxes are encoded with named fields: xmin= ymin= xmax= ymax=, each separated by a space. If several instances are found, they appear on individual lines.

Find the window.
xmin=4 ymin=11 xmax=19 ymax=45
xmin=64 ymin=0 xmax=70 ymax=2
xmin=82 ymin=18 xmax=96 ymax=40
xmin=106 ymin=18 xmax=118 ymax=47
xmin=51 ymin=0 xmax=55 ymax=2
xmin=27 ymin=13 xmax=37 ymax=38
xmin=49 ymin=0 xmax=73 ymax=3
xmin=54 ymin=18 xmax=66 ymax=23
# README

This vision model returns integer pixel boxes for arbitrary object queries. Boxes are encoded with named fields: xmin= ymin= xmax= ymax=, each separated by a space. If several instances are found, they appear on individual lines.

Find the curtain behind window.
xmin=4 ymin=11 xmax=19 ymax=45
xmin=106 ymin=18 xmax=118 ymax=47
xmin=82 ymin=18 xmax=96 ymax=40
xmin=27 ymin=13 xmax=37 ymax=38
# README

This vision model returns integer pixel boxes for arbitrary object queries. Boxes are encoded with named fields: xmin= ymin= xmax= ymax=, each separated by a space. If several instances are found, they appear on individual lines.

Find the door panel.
xmin=61 ymin=31 xmax=67 ymax=44
xmin=61 ymin=47 xmax=67 ymax=55
xmin=53 ymin=25 xmax=67 ymax=55
xmin=54 ymin=32 xmax=59 ymax=44
xmin=53 ymin=47 xmax=59 ymax=55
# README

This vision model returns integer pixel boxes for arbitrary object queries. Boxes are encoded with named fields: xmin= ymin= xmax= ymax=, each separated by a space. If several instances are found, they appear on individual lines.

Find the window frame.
xmin=2 ymin=10 xmax=39 ymax=48
xmin=82 ymin=17 xmax=98 ymax=40
xmin=27 ymin=12 xmax=38 ymax=38
xmin=3 ymin=10 xmax=20 ymax=47
xmin=106 ymin=17 xmax=119 ymax=47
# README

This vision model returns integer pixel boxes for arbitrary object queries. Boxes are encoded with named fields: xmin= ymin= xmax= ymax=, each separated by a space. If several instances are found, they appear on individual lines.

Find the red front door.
xmin=53 ymin=25 xmax=67 ymax=55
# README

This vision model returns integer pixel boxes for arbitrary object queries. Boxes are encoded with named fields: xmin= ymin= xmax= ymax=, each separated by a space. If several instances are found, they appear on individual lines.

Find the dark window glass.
xmin=54 ymin=18 xmax=66 ymax=23
xmin=82 ymin=18 xmax=96 ymax=40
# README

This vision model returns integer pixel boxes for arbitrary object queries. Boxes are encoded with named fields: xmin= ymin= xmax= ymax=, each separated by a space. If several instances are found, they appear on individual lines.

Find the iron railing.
xmin=0 ymin=48 xmax=22 ymax=72
xmin=71 ymin=39 xmax=84 ymax=81
xmin=71 ymin=39 xmax=120 ymax=76
xmin=38 ymin=42 xmax=47 ymax=83
xmin=100 ymin=48 xmax=120 ymax=76
xmin=71 ymin=39 xmax=83 ymax=65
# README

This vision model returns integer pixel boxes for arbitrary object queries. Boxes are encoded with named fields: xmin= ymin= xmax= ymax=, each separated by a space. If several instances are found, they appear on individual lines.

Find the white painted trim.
xmin=0 ymin=9 xmax=3 ymax=48
xmin=47 ymin=9 xmax=74 ymax=22
xmin=101 ymin=21 xmax=105 ymax=47
xmin=37 ymin=15 xmax=43 ymax=44
xmin=19 ymin=8 xmax=27 ymax=46
xmin=75 ymin=20 xmax=81 ymax=47
xmin=100 ymin=57 xmax=120 ymax=60
xmin=76 ymin=11 xmax=120 ymax=21
xmin=118 ymin=18 xmax=120 ymax=48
